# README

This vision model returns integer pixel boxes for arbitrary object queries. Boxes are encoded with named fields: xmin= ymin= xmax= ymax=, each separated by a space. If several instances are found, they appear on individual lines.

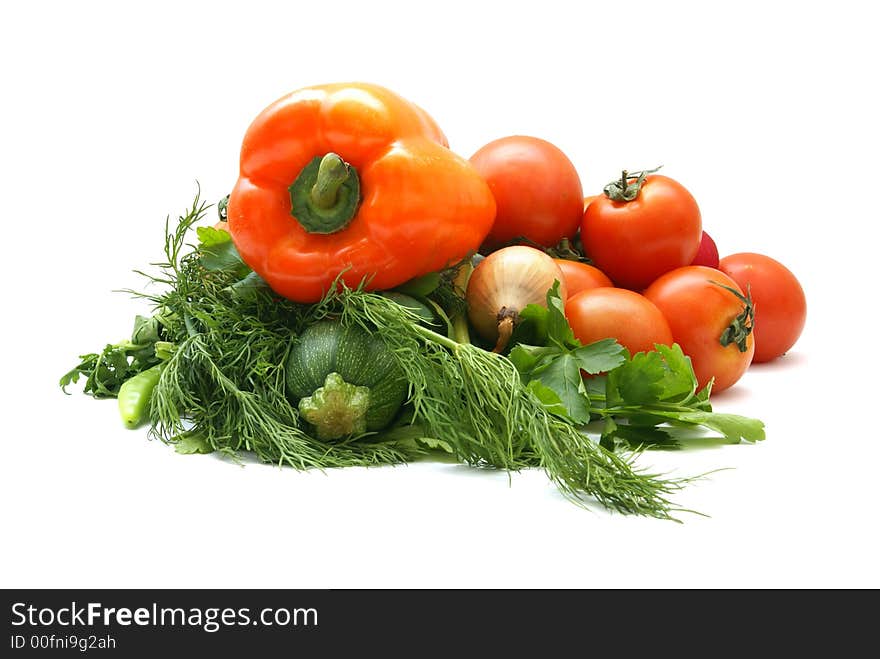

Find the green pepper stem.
xmin=310 ymin=153 xmax=350 ymax=209
xmin=288 ymin=153 xmax=361 ymax=234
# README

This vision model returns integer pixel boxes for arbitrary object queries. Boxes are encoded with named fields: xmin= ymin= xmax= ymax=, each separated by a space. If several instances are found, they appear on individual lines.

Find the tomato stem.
xmin=499 ymin=235 xmax=591 ymax=263
xmin=603 ymin=165 xmax=663 ymax=202
xmin=714 ymin=282 xmax=755 ymax=352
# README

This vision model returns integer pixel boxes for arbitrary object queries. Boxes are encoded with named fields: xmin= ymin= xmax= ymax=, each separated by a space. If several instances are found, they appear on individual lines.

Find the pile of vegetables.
xmin=60 ymin=82 xmax=806 ymax=520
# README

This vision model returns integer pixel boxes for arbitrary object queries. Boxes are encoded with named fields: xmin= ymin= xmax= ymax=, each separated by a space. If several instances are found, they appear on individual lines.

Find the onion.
xmin=466 ymin=245 xmax=567 ymax=352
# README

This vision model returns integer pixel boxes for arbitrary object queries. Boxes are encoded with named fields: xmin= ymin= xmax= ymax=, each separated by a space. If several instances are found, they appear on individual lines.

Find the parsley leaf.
xmin=510 ymin=280 xmax=575 ymax=348
xmin=508 ymin=284 xmax=766 ymax=450
xmin=545 ymin=280 xmax=576 ymax=347
xmin=600 ymin=344 xmax=764 ymax=448
xmin=532 ymin=353 xmax=591 ymax=424
xmin=509 ymin=301 xmax=549 ymax=346
xmin=572 ymin=339 xmax=627 ymax=375
xmin=508 ymin=344 xmax=558 ymax=376
xmin=59 ymin=313 xmax=174 ymax=397
xmin=600 ymin=418 xmax=677 ymax=451
xmin=197 ymin=226 xmax=250 ymax=276
xmin=526 ymin=380 xmax=571 ymax=419
xmin=639 ymin=410 xmax=766 ymax=444
xmin=509 ymin=284 xmax=625 ymax=423
xmin=174 ymin=433 xmax=215 ymax=455
xmin=195 ymin=225 xmax=232 ymax=247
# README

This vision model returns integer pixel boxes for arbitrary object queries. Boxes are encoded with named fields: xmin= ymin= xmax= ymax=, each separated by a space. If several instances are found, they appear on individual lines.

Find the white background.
xmin=2 ymin=0 xmax=878 ymax=589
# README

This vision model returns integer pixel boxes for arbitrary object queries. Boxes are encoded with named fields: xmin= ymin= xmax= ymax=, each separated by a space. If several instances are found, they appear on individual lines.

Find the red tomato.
xmin=565 ymin=287 xmax=673 ymax=356
xmin=583 ymin=194 xmax=597 ymax=211
xmin=470 ymin=136 xmax=583 ymax=250
xmin=553 ymin=259 xmax=613 ymax=298
xmin=643 ymin=266 xmax=754 ymax=393
xmin=691 ymin=231 xmax=719 ymax=268
xmin=581 ymin=173 xmax=702 ymax=290
xmin=718 ymin=253 xmax=806 ymax=363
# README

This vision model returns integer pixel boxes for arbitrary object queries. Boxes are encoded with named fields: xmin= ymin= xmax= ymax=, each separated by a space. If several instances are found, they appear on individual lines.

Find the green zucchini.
xmin=286 ymin=320 xmax=408 ymax=441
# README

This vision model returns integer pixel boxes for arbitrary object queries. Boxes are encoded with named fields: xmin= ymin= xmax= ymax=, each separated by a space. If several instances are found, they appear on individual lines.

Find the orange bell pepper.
xmin=227 ymin=82 xmax=496 ymax=303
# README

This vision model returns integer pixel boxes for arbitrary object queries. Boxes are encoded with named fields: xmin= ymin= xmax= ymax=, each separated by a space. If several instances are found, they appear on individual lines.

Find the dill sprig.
xmin=334 ymin=288 xmax=692 ymax=519
xmin=152 ymin=334 xmax=416 ymax=468
xmin=132 ymin=193 xmax=423 ymax=468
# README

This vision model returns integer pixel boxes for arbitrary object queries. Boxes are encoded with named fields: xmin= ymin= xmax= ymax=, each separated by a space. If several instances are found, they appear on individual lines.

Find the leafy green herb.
xmin=195 ymin=225 xmax=232 ymax=248
xmin=594 ymin=343 xmax=764 ymax=448
xmin=601 ymin=418 xmax=677 ymax=450
xmin=536 ymin=354 xmax=591 ymax=423
xmin=173 ymin=433 xmax=215 ymax=455
xmin=196 ymin=225 xmax=250 ymax=276
xmin=226 ymin=270 xmax=272 ymax=300
xmin=606 ymin=344 xmax=697 ymax=407
xmin=525 ymin=380 xmax=570 ymax=418
xmin=59 ymin=315 xmax=170 ymax=397
xmin=509 ymin=286 xmax=765 ymax=450
xmin=510 ymin=281 xmax=626 ymax=422
xmin=410 ymin=436 xmax=454 ymax=455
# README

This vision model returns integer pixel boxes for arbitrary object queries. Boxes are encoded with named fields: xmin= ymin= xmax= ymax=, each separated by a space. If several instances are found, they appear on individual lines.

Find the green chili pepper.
xmin=117 ymin=363 xmax=164 ymax=428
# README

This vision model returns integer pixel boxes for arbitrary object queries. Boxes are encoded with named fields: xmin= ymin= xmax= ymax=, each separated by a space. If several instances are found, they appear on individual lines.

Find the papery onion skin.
xmin=466 ymin=245 xmax=567 ymax=344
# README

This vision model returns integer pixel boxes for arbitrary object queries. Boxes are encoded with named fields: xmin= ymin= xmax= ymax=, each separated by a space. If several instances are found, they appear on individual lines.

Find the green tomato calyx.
xmin=603 ymin=166 xmax=663 ymax=202
xmin=715 ymin=282 xmax=755 ymax=353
